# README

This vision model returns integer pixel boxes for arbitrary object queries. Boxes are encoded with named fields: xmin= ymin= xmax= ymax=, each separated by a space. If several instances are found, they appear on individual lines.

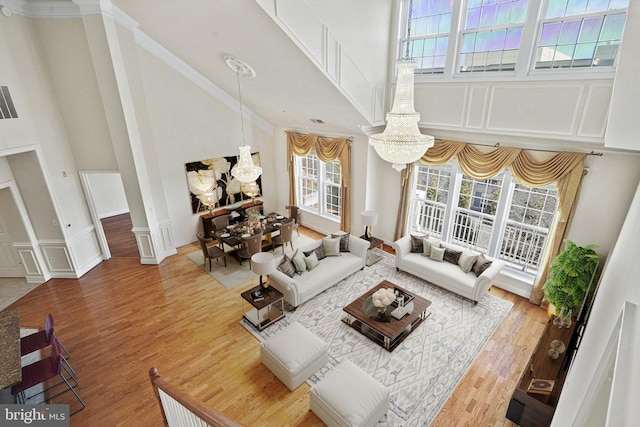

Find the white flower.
xmin=372 ymin=288 xmax=396 ymax=308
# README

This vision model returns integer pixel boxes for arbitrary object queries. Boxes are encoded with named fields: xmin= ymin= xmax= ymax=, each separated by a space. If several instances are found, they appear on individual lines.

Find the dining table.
xmin=0 ymin=308 xmax=21 ymax=390
xmin=215 ymin=212 xmax=291 ymax=253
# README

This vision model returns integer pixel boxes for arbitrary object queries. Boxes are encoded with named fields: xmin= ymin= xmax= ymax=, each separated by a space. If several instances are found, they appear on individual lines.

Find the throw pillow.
xmin=410 ymin=234 xmax=426 ymax=253
xmin=276 ymin=255 xmax=296 ymax=278
xmin=331 ymin=233 xmax=350 ymax=252
xmin=304 ymin=251 xmax=320 ymax=271
xmin=322 ymin=236 xmax=341 ymax=257
xmin=422 ymin=237 xmax=440 ymax=257
xmin=429 ymin=246 xmax=445 ymax=262
xmin=458 ymin=250 xmax=479 ymax=274
xmin=443 ymin=248 xmax=463 ymax=265
xmin=472 ymin=253 xmax=493 ymax=276
xmin=304 ymin=243 xmax=326 ymax=261
xmin=291 ymin=250 xmax=307 ymax=274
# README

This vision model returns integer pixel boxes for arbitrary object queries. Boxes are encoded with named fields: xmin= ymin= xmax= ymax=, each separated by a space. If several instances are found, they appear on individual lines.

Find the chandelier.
xmin=369 ymin=0 xmax=434 ymax=172
xmin=225 ymin=55 xmax=263 ymax=183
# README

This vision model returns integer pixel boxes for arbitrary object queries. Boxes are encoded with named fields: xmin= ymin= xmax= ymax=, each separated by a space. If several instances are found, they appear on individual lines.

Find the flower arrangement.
xmin=372 ymin=288 xmax=396 ymax=311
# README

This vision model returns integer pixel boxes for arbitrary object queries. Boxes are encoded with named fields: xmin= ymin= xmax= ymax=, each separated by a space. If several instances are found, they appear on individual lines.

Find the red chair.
xmin=21 ymin=313 xmax=71 ymax=358
xmin=21 ymin=313 xmax=75 ymax=376
xmin=12 ymin=338 xmax=85 ymax=415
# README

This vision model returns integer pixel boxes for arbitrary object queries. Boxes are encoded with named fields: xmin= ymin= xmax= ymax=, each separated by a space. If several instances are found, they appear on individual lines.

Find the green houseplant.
xmin=542 ymin=240 xmax=599 ymax=324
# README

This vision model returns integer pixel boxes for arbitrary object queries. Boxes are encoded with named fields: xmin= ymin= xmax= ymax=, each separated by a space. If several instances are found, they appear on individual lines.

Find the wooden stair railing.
xmin=149 ymin=367 xmax=244 ymax=427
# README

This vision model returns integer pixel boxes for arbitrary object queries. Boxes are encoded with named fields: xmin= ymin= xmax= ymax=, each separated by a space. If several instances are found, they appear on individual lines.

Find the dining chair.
xmin=237 ymin=231 xmax=263 ymax=269
xmin=212 ymin=214 xmax=231 ymax=232
xmin=272 ymin=220 xmax=294 ymax=254
xmin=12 ymin=338 xmax=86 ymax=415
xmin=197 ymin=232 xmax=227 ymax=270
xmin=285 ymin=205 xmax=300 ymax=236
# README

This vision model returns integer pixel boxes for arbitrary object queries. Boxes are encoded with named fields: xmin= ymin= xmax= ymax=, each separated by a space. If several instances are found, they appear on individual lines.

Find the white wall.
xmin=553 ymin=181 xmax=640 ymax=425
xmin=86 ymin=172 xmax=129 ymax=219
xmin=139 ymin=49 xmax=274 ymax=247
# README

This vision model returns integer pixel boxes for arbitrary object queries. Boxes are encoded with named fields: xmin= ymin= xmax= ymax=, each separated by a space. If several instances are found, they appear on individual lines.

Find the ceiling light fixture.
xmin=369 ymin=0 xmax=434 ymax=172
xmin=225 ymin=54 xmax=262 ymax=184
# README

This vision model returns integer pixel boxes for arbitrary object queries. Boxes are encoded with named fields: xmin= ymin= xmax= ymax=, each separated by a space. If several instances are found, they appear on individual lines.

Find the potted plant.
xmin=542 ymin=240 xmax=599 ymax=327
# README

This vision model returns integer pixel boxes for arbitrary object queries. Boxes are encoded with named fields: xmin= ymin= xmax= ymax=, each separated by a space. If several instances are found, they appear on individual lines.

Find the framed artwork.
xmin=185 ymin=152 xmax=262 ymax=214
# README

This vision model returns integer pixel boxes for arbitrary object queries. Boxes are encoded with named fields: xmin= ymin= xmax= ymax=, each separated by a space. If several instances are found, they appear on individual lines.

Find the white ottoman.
xmin=260 ymin=322 xmax=329 ymax=391
xmin=310 ymin=360 xmax=389 ymax=427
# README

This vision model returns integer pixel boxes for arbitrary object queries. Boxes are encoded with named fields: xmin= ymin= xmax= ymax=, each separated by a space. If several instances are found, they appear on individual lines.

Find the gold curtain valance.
xmin=419 ymin=139 xmax=586 ymax=188
xmin=286 ymin=131 xmax=351 ymax=232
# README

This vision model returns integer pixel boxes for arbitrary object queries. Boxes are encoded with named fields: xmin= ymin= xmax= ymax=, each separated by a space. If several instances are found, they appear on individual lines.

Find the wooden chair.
xmin=285 ymin=205 xmax=300 ymax=236
xmin=237 ymin=232 xmax=263 ymax=269
xmin=197 ymin=232 xmax=227 ymax=270
xmin=272 ymin=220 xmax=294 ymax=254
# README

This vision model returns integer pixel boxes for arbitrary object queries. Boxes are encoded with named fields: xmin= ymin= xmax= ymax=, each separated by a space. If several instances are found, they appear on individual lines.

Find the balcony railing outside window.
xmin=409 ymin=198 xmax=550 ymax=276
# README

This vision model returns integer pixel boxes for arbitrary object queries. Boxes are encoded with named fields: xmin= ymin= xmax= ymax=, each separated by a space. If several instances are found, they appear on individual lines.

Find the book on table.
xmin=527 ymin=378 xmax=555 ymax=395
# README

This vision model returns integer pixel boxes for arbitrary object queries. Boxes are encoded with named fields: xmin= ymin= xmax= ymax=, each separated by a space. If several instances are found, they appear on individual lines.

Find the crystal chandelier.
xmin=225 ymin=55 xmax=263 ymax=183
xmin=369 ymin=0 xmax=434 ymax=172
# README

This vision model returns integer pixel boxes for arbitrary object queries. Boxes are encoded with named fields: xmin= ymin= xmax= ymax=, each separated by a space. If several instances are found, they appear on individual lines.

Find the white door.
xmin=0 ymin=212 xmax=26 ymax=277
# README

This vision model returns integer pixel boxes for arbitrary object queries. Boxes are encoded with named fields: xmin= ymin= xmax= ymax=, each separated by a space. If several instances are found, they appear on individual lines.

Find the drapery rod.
xmin=284 ymin=130 xmax=353 ymax=142
xmin=493 ymin=143 xmax=603 ymax=156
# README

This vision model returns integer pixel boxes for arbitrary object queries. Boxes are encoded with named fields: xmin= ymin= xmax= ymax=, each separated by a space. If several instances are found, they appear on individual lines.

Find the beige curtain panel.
xmin=286 ymin=132 xmax=351 ymax=233
xmin=403 ymin=139 xmax=587 ymax=305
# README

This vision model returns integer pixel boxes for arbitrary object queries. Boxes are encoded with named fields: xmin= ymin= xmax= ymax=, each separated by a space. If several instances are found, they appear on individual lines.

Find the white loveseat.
xmin=393 ymin=235 xmax=505 ymax=304
xmin=269 ymin=234 xmax=369 ymax=307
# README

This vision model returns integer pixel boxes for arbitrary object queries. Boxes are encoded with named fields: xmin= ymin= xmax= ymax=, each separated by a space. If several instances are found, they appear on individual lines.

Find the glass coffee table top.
xmin=342 ymin=281 xmax=431 ymax=352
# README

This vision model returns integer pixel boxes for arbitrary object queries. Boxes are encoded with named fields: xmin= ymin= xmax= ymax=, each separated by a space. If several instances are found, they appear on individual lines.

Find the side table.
xmin=360 ymin=235 xmax=384 ymax=266
xmin=241 ymin=286 xmax=285 ymax=331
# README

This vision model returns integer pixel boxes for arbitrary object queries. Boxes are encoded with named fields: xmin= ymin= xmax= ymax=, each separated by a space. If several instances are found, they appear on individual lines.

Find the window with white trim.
xmin=535 ymin=0 xmax=628 ymax=69
xmin=409 ymin=162 xmax=558 ymax=279
xmin=399 ymin=0 xmax=629 ymax=77
xmin=294 ymin=152 xmax=342 ymax=220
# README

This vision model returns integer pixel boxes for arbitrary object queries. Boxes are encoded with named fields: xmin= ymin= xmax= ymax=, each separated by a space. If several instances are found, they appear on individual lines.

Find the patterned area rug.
xmin=186 ymin=234 xmax=316 ymax=289
xmin=242 ymin=251 xmax=512 ymax=426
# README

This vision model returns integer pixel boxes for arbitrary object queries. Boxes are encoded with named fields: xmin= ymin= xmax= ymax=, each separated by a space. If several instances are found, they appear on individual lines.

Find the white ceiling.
xmin=109 ymin=0 xmax=379 ymax=137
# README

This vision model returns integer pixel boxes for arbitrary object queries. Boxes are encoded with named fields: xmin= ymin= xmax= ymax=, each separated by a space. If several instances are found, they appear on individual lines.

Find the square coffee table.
xmin=342 ymin=281 xmax=431 ymax=351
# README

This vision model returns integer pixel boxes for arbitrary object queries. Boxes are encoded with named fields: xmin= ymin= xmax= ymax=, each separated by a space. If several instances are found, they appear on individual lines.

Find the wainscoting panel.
xmin=577 ymin=83 xmax=613 ymax=138
xmin=487 ymin=84 xmax=583 ymax=135
xmin=68 ymin=226 xmax=103 ymax=277
xmin=415 ymin=85 xmax=468 ymax=128
xmin=40 ymin=240 xmax=74 ymax=276
xmin=466 ymin=86 xmax=489 ymax=129
xmin=274 ymin=0 xmax=325 ymax=65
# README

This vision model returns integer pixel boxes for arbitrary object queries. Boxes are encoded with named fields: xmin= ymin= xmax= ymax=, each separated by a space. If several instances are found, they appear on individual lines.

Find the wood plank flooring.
xmin=5 ymin=227 xmax=547 ymax=426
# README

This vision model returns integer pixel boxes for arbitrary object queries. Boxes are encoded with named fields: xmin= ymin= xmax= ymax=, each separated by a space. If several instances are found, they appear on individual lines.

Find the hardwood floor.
xmin=6 ymin=227 xmax=547 ymax=426
xmin=100 ymin=213 xmax=139 ymax=258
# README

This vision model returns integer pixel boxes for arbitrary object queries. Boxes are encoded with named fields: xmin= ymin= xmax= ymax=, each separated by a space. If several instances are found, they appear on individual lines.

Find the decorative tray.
xmin=391 ymin=287 xmax=414 ymax=307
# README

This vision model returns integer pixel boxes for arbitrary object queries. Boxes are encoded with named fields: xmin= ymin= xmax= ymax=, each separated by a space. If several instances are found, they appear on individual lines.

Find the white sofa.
xmin=393 ymin=235 xmax=505 ymax=304
xmin=269 ymin=234 xmax=369 ymax=307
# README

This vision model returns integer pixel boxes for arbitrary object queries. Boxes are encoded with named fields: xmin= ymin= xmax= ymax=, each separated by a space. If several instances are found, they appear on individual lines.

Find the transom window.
xmin=294 ymin=152 xmax=342 ymax=220
xmin=399 ymin=0 xmax=629 ymax=77
xmin=460 ymin=0 xmax=529 ymax=72
xmin=409 ymin=162 xmax=559 ymax=279
xmin=535 ymin=0 xmax=628 ymax=69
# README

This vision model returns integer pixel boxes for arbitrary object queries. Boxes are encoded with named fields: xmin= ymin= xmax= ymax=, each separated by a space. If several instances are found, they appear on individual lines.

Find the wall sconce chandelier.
xmin=225 ymin=54 xmax=262 ymax=183
xmin=369 ymin=0 xmax=434 ymax=172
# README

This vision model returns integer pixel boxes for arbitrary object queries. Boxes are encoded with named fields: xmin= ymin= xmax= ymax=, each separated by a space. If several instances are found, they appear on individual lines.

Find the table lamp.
xmin=361 ymin=210 xmax=377 ymax=241
xmin=251 ymin=252 xmax=275 ymax=290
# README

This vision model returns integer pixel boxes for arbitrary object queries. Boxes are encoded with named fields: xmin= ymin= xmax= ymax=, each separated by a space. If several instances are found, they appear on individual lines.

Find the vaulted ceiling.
xmin=109 ymin=0 xmax=389 ymax=136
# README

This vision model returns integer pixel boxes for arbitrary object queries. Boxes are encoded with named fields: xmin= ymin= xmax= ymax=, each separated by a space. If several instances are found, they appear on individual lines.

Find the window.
xmin=409 ymin=162 xmax=559 ymax=279
xmin=403 ymin=0 xmax=453 ymax=74
xmin=399 ymin=0 xmax=629 ymax=77
xmin=535 ymin=0 xmax=628 ymax=69
xmin=460 ymin=0 xmax=529 ymax=72
xmin=295 ymin=152 xmax=342 ymax=219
